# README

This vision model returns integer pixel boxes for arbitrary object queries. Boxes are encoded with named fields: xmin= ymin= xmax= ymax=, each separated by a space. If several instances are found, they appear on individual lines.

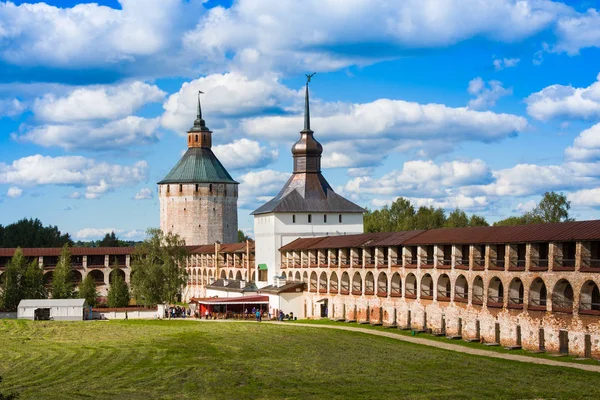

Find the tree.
xmin=99 ymin=231 xmax=122 ymax=247
xmin=469 ymin=214 xmax=489 ymax=227
xmin=0 ymin=248 xmax=27 ymax=311
xmin=22 ymin=259 xmax=46 ymax=300
xmin=51 ymin=245 xmax=73 ymax=299
xmin=414 ymin=206 xmax=446 ymax=230
xmin=445 ymin=209 xmax=469 ymax=228
xmin=237 ymin=230 xmax=249 ymax=243
xmin=130 ymin=229 xmax=188 ymax=306
xmin=364 ymin=197 xmax=416 ymax=232
xmin=532 ymin=191 xmax=573 ymax=223
xmin=79 ymin=274 xmax=97 ymax=307
xmin=0 ymin=218 xmax=72 ymax=248
xmin=107 ymin=271 xmax=129 ymax=308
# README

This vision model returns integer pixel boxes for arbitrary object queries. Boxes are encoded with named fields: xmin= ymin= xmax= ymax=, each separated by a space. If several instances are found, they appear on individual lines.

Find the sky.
xmin=2 ymin=0 xmax=600 ymax=241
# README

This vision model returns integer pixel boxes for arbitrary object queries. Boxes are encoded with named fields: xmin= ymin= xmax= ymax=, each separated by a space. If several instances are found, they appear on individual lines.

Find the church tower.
xmin=158 ymin=92 xmax=238 ymax=246
xmin=252 ymin=75 xmax=364 ymax=285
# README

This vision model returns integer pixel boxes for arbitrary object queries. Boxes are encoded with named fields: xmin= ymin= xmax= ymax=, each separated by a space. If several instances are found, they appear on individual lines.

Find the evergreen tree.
xmin=51 ymin=245 xmax=73 ymax=299
xmin=131 ymin=228 xmax=188 ymax=306
xmin=107 ymin=271 xmax=129 ymax=308
xmin=79 ymin=274 xmax=97 ymax=307
xmin=0 ymin=218 xmax=72 ymax=248
xmin=22 ymin=259 xmax=46 ymax=300
xmin=0 ymin=248 xmax=27 ymax=311
xmin=99 ymin=231 xmax=122 ymax=247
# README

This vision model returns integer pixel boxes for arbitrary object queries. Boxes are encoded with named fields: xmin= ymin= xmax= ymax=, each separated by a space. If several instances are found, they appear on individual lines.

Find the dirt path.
xmin=264 ymin=321 xmax=600 ymax=373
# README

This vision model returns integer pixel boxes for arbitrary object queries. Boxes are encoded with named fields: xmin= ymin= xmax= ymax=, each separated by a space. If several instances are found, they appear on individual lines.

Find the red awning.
xmin=190 ymin=295 xmax=269 ymax=305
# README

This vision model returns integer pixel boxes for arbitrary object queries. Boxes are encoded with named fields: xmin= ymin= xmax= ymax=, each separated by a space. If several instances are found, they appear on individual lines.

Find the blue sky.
xmin=2 ymin=0 xmax=600 ymax=241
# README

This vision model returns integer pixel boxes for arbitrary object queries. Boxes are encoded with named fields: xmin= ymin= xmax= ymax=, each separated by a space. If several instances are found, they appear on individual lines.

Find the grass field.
xmin=1 ymin=319 xmax=599 ymax=399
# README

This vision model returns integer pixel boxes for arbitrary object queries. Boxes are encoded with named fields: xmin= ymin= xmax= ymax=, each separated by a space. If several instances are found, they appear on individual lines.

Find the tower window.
xmin=339 ymin=214 xmax=342 ymax=223
xmin=324 ymin=215 xmax=327 ymax=223
xmin=166 ymin=185 xmax=170 ymax=193
xmin=195 ymin=134 xmax=198 ymax=142
xmin=195 ymin=184 xmax=198 ymax=192
xmin=179 ymin=184 xmax=182 ymax=193
xmin=292 ymin=215 xmax=296 ymax=223
xmin=209 ymin=184 xmax=213 ymax=192
xmin=308 ymin=214 xmax=312 ymax=223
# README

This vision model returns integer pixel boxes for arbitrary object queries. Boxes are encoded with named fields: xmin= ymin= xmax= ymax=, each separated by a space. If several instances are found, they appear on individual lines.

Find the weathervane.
xmin=305 ymin=72 xmax=316 ymax=84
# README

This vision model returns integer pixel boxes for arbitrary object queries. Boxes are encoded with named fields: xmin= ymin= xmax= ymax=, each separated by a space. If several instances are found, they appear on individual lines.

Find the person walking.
xmin=255 ymin=309 xmax=261 ymax=322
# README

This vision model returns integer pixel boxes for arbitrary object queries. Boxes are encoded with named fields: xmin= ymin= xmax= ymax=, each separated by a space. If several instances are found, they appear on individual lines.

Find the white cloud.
xmin=161 ymin=72 xmax=296 ymax=134
xmin=243 ymin=98 xmax=527 ymax=143
xmin=347 ymin=167 xmax=376 ymax=177
xmin=0 ymin=0 xmax=202 ymax=71
xmin=569 ymin=188 xmax=600 ymax=208
xmin=213 ymin=138 xmax=278 ymax=170
xmin=525 ymin=73 xmax=600 ymax=121
xmin=33 ymin=81 xmax=165 ymax=123
xmin=134 ymin=188 xmax=153 ymax=200
xmin=408 ymin=194 xmax=489 ymax=211
xmin=493 ymin=57 xmax=520 ymax=70
xmin=554 ymin=9 xmax=600 ymax=55
xmin=14 ymin=116 xmax=160 ymax=151
xmin=184 ymin=0 xmax=569 ymax=74
xmin=6 ymin=186 xmax=22 ymax=198
xmin=237 ymin=169 xmax=290 ymax=208
xmin=67 ymin=191 xmax=82 ymax=199
xmin=565 ymin=122 xmax=600 ymax=162
xmin=72 ymin=228 xmax=145 ymax=241
xmin=467 ymin=77 xmax=512 ymax=109
xmin=0 ymin=155 xmax=148 ymax=199
xmin=0 ymin=98 xmax=26 ymax=117
xmin=515 ymin=199 xmax=537 ymax=212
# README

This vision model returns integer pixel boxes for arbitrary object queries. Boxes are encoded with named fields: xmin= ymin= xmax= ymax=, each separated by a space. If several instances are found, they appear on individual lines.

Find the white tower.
xmin=252 ymin=76 xmax=364 ymax=285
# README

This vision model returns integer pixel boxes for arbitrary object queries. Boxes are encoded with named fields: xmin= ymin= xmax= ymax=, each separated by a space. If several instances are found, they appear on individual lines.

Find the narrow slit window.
xmin=195 ymin=184 xmax=199 ymax=192
xmin=308 ymin=214 xmax=312 ymax=223
xmin=339 ymin=214 xmax=342 ymax=223
xmin=179 ymin=184 xmax=182 ymax=192
xmin=324 ymin=215 xmax=327 ymax=223
xmin=292 ymin=215 xmax=296 ymax=223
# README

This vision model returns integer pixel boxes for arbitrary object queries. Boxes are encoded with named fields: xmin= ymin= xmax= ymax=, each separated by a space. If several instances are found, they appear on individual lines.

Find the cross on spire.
xmin=303 ymin=73 xmax=316 ymax=132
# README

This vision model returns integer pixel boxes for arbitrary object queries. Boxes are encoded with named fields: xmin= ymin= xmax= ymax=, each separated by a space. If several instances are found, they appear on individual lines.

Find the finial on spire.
xmin=197 ymin=90 xmax=204 ymax=120
xmin=303 ymin=73 xmax=316 ymax=132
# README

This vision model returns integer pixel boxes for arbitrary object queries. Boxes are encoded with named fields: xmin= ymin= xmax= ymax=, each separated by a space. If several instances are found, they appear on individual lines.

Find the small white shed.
xmin=17 ymin=299 xmax=88 ymax=321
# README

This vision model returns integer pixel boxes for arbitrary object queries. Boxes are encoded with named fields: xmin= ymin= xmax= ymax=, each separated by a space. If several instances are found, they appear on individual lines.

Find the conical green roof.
xmin=158 ymin=147 xmax=238 ymax=184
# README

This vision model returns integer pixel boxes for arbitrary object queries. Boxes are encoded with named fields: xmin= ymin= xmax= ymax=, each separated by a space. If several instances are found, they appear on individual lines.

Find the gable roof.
xmin=158 ymin=147 xmax=237 ymax=184
xmin=18 ymin=299 xmax=87 ymax=308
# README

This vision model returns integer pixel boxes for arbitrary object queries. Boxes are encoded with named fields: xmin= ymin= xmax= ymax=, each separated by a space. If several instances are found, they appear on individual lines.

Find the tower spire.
xmin=303 ymin=73 xmax=315 ymax=132
xmin=197 ymin=90 xmax=203 ymax=120
xmin=190 ymin=90 xmax=209 ymax=132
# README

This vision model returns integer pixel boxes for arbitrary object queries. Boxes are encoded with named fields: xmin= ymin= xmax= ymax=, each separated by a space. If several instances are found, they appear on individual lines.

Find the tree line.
xmin=0 ymin=218 xmax=72 ymax=248
xmin=0 ymin=229 xmax=188 ymax=311
xmin=365 ymin=192 xmax=572 ymax=232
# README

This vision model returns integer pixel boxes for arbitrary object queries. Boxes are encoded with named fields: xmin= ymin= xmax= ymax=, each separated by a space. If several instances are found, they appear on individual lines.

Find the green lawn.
xmin=0 ymin=319 xmax=599 ymax=399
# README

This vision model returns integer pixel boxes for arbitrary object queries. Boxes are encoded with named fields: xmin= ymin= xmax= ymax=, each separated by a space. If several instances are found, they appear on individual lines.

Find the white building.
xmin=17 ymin=299 xmax=88 ymax=321
xmin=252 ymin=78 xmax=364 ymax=287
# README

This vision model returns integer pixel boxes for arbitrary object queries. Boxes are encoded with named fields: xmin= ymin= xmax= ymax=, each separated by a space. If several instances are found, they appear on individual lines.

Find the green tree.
xmin=22 ymin=260 xmax=46 ymax=300
xmin=364 ymin=197 xmax=416 ymax=232
xmin=99 ymin=231 xmax=123 ymax=247
xmin=469 ymin=214 xmax=489 ymax=227
xmin=444 ymin=208 xmax=469 ymax=228
xmin=79 ymin=274 xmax=97 ymax=307
xmin=51 ymin=245 xmax=73 ymax=299
xmin=0 ymin=218 xmax=72 ymax=248
xmin=130 ymin=229 xmax=188 ymax=306
xmin=0 ymin=248 xmax=27 ymax=311
xmin=414 ymin=206 xmax=446 ymax=230
xmin=531 ymin=191 xmax=573 ymax=223
xmin=107 ymin=271 xmax=130 ymax=308
xmin=237 ymin=230 xmax=249 ymax=243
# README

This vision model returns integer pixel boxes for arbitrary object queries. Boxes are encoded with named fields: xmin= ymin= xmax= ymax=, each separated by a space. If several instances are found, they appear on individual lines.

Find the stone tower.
xmin=158 ymin=92 xmax=238 ymax=246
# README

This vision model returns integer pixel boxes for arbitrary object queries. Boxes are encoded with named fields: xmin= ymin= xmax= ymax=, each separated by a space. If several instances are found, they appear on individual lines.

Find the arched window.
xmin=195 ymin=134 xmax=198 ymax=142
xmin=405 ymin=273 xmax=417 ymax=298
xmin=488 ymin=277 xmax=504 ymax=307
xmin=580 ymin=280 xmax=600 ymax=314
xmin=329 ymin=272 xmax=339 ymax=293
xmin=437 ymin=274 xmax=451 ymax=300
xmin=352 ymin=272 xmax=362 ymax=295
xmin=319 ymin=272 xmax=328 ymax=292
xmin=553 ymin=279 xmax=574 ymax=313
xmin=377 ymin=272 xmax=388 ymax=296
xmin=472 ymin=276 xmax=484 ymax=305
xmin=310 ymin=272 xmax=318 ymax=292
xmin=455 ymin=275 xmax=468 ymax=301
xmin=390 ymin=273 xmax=402 ymax=296
xmin=341 ymin=272 xmax=350 ymax=294
xmin=420 ymin=274 xmax=433 ymax=299
xmin=508 ymin=278 xmax=524 ymax=306
xmin=364 ymin=272 xmax=374 ymax=295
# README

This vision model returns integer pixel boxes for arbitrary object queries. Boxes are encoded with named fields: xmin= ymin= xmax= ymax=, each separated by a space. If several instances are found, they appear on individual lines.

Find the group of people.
xmin=247 ymin=307 xmax=294 ymax=322
xmin=165 ymin=305 xmax=191 ymax=319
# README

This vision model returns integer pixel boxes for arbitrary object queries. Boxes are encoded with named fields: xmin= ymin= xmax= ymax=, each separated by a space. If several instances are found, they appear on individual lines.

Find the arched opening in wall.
xmin=420 ymin=274 xmax=433 ymax=299
xmin=580 ymin=280 xmax=600 ymax=314
xmin=472 ymin=276 xmax=484 ymax=305
xmin=364 ymin=272 xmax=374 ymax=295
xmin=295 ymin=271 xmax=301 ymax=281
xmin=220 ymin=270 xmax=226 ymax=279
xmin=455 ymin=275 xmax=468 ymax=302
xmin=43 ymin=271 xmax=53 ymax=286
xmin=488 ymin=277 xmax=504 ymax=307
xmin=437 ymin=274 xmax=451 ymax=301
xmin=390 ymin=273 xmax=401 ymax=297
xmin=319 ymin=272 xmax=328 ymax=293
xmin=310 ymin=272 xmax=318 ymax=292
xmin=236 ymin=271 xmax=242 ymax=280
xmin=341 ymin=272 xmax=350 ymax=294
xmin=302 ymin=271 xmax=308 ymax=283
xmin=529 ymin=278 xmax=547 ymax=310
xmin=405 ymin=273 xmax=417 ymax=298
xmin=352 ymin=272 xmax=362 ymax=295
xmin=70 ymin=270 xmax=83 ymax=285
xmin=329 ymin=272 xmax=339 ymax=293
xmin=109 ymin=268 xmax=125 ymax=283
xmin=508 ymin=278 xmax=524 ymax=307
xmin=552 ymin=279 xmax=574 ymax=313
xmin=228 ymin=270 xmax=234 ymax=279
xmin=377 ymin=272 xmax=388 ymax=296
xmin=195 ymin=134 xmax=198 ymax=142
xmin=88 ymin=269 xmax=104 ymax=286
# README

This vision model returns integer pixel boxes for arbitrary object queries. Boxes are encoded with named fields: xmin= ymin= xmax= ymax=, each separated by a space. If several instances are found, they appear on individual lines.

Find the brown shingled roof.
xmin=0 ymin=247 xmax=135 ymax=257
